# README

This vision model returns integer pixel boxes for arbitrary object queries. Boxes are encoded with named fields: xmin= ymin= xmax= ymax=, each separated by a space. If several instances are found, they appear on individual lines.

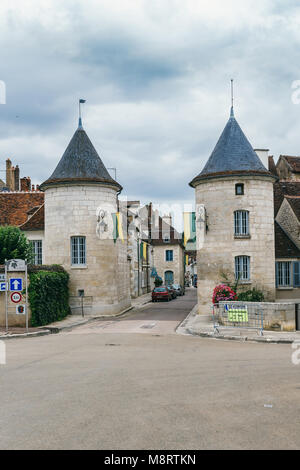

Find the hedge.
xmin=28 ymin=269 xmax=70 ymax=326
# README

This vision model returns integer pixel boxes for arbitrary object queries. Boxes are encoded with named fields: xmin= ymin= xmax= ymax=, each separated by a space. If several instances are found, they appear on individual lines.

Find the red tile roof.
xmin=19 ymin=204 xmax=44 ymax=231
xmin=0 ymin=192 xmax=44 ymax=227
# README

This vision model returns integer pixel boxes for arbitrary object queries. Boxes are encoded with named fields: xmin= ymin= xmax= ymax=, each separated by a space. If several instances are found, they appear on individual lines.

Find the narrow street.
xmin=67 ymin=288 xmax=197 ymax=336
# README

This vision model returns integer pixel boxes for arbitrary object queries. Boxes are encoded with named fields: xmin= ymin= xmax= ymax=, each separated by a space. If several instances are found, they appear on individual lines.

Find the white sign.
xmin=7 ymin=259 xmax=26 ymax=272
xmin=0 ymin=274 xmax=5 ymax=281
xmin=11 ymin=292 xmax=22 ymax=303
xmin=16 ymin=304 xmax=26 ymax=315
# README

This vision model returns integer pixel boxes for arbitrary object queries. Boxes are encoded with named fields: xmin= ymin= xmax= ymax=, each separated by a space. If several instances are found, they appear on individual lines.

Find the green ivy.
xmin=238 ymin=288 xmax=264 ymax=302
xmin=28 ymin=270 xmax=70 ymax=326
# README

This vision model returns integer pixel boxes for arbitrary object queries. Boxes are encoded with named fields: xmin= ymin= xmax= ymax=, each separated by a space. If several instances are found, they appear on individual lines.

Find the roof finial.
xmin=230 ymin=79 xmax=234 ymax=118
xmin=78 ymin=99 xmax=86 ymax=129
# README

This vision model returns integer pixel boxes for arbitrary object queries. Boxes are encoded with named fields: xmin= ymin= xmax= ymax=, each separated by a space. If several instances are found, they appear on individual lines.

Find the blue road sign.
xmin=0 ymin=282 xmax=6 ymax=291
xmin=9 ymin=278 xmax=22 ymax=292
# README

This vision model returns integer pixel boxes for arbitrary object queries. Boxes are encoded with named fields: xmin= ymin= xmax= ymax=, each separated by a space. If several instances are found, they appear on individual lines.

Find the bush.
xmin=28 ymin=270 xmax=70 ymax=326
xmin=0 ymin=226 xmax=33 ymax=264
xmin=154 ymin=276 xmax=163 ymax=287
xmin=212 ymin=284 xmax=237 ymax=304
xmin=237 ymin=288 xmax=264 ymax=302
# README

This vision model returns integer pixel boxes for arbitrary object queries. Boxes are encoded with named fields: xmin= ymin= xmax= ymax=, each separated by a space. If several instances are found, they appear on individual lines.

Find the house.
xmin=276 ymin=155 xmax=300 ymax=181
xmin=151 ymin=213 xmax=185 ymax=286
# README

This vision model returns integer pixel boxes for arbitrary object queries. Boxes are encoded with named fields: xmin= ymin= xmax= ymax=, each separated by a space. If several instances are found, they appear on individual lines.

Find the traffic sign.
xmin=0 ymin=274 xmax=5 ymax=281
xmin=9 ymin=278 xmax=22 ymax=292
xmin=16 ymin=305 xmax=26 ymax=315
xmin=0 ymin=282 xmax=7 ymax=292
xmin=11 ymin=292 xmax=22 ymax=303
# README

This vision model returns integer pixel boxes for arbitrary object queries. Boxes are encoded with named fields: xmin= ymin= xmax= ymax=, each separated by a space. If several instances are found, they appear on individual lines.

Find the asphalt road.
xmin=0 ymin=288 xmax=299 ymax=450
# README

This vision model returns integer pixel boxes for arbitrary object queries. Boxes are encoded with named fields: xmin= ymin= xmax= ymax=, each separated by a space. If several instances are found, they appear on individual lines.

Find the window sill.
xmin=238 ymin=280 xmax=252 ymax=285
xmin=71 ymin=265 xmax=88 ymax=269
xmin=276 ymin=286 xmax=293 ymax=290
xmin=234 ymin=235 xmax=251 ymax=239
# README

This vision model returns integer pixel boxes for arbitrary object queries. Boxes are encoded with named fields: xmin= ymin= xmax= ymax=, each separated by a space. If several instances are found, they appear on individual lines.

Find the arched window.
xmin=235 ymin=256 xmax=250 ymax=281
xmin=164 ymin=271 xmax=174 ymax=286
xmin=234 ymin=210 xmax=249 ymax=236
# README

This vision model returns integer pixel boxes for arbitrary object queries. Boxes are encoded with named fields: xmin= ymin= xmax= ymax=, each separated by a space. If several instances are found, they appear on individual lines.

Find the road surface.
xmin=0 ymin=288 xmax=299 ymax=450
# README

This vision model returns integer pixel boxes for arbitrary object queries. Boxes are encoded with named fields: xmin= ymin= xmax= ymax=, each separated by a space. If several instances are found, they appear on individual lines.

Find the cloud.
xmin=0 ymin=0 xmax=300 ymax=204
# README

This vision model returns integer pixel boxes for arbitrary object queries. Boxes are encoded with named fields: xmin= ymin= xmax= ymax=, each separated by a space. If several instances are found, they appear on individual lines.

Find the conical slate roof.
xmin=40 ymin=126 xmax=122 ymax=192
xmin=189 ymin=108 xmax=275 ymax=187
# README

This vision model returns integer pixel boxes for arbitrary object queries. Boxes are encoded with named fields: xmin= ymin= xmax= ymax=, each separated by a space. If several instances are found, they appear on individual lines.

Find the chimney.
xmin=14 ymin=165 xmax=20 ymax=191
xmin=254 ymin=149 xmax=269 ymax=170
xmin=20 ymin=177 xmax=31 ymax=192
xmin=36 ymin=184 xmax=40 ymax=191
xmin=32 ymin=184 xmax=35 ymax=191
xmin=162 ymin=213 xmax=172 ymax=226
xmin=6 ymin=159 xmax=12 ymax=190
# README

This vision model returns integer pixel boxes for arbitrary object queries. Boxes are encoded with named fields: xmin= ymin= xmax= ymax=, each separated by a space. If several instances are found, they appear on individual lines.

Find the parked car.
xmin=172 ymin=284 xmax=185 ymax=296
xmin=193 ymin=275 xmax=197 ymax=288
xmin=152 ymin=287 xmax=172 ymax=302
xmin=166 ymin=285 xmax=177 ymax=299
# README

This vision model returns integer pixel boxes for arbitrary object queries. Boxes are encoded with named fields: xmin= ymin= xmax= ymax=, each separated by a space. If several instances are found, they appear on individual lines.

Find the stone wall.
xmin=153 ymin=244 xmax=184 ymax=285
xmin=218 ymin=300 xmax=297 ymax=331
xmin=195 ymin=176 xmax=276 ymax=314
xmin=44 ymin=184 xmax=131 ymax=315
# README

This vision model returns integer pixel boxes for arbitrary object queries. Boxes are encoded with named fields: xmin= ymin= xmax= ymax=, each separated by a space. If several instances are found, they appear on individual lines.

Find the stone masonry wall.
xmin=153 ymin=244 xmax=184 ymax=285
xmin=44 ymin=184 xmax=131 ymax=315
xmin=195 ymin=177 xmax=276 ymax=314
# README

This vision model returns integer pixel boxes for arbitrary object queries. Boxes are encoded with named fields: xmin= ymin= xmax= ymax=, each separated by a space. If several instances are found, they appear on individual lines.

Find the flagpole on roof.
xmin=230 ymin=79 xmax=234 ymax=118
xmin=78 ymin=99 xmax=86 ymax=128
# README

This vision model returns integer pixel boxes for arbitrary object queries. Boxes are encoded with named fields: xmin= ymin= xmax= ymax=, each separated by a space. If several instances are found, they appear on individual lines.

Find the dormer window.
xmin=235 ymin=183 xmax=244 ymax=195
xmin=163 ymin=233 xmax=170 ymax=243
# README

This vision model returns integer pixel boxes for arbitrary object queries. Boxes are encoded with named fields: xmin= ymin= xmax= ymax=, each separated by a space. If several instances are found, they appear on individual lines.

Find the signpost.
xmin=5 ymin=259 xmax=28 ymax=332
xmin=9 ymin=278 xmax=22 ymax=292
xmin=11 ymin=292 xmax=22 ymax=303
xmin=0 ymin=282 xmax=7 ymax=292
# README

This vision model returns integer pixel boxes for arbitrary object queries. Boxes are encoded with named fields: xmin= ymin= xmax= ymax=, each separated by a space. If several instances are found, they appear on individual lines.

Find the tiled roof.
xmin=274 ymin=181 xmax=300 ymax=216
xmin=190 ymin=108 xmax=275 ymax=186
xmin=285 ymin=196 xmax=300 ymax=221
xmin=19 ymin=204 xmax=44 ymax=231
xmin=0 ymin=192 xmax=44 ymax=226
xmin=280 ymin=155 xmax=300 ymax=173
xmin=151 ymin=216 xmax=183 ymax=246
xmin=40 ymin=126 xmax=122 ymax=192
xmin=275 ymin=221 xmax=300 ymax=258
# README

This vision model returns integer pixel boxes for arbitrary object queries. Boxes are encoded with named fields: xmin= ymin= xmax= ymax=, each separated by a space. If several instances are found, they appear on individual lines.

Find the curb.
xmin=0 ymin=330 xmax=51 ymax=340
xmin=177 ymin=304 xmax=296 ymax=344
xmin=41 ymin=306 xmax=135 ymax=333
xmin=185 ymin=327 xmax=295 ymax=344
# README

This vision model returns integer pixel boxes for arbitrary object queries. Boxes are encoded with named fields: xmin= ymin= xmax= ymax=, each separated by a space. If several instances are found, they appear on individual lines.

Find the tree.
xmin=0 ymin=226 xmax=33 ymax=264
xmin=154 ymin=276 xmax=163 ymax=287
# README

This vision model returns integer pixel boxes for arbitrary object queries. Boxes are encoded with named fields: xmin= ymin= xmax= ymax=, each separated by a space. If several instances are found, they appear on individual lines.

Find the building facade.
xmin=190 ymin=107 xmax=277 ymax=314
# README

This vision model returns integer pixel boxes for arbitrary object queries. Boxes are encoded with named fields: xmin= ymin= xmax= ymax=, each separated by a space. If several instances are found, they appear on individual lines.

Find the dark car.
xmin=152 ymin=287 xmax=172 ymax=302
xmin=172 ymin=284 xmax=185 ymax=296
xmin=166 ymin=285 xmax=177 ymax=299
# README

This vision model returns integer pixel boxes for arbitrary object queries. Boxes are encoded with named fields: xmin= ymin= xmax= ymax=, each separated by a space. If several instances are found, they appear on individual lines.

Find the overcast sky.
xmin=1 ymin=0 xmax=300 ymax=205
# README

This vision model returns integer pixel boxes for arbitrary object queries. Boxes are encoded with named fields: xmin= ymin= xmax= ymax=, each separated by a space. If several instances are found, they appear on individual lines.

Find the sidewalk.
xmin=0 ymin=293 xmax=152 ymax=339
xmin=177 ymin=304 xmax=300 ymax=344
xmin=41 ymin=292 xmax=152 ymax=333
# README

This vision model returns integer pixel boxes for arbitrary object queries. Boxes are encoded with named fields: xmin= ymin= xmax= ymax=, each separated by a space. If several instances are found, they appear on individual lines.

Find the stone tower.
xmin=189 ymin=107 xmax=277 ymax=314
xmin=40 ymin=120 xmax=131 ymax=315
